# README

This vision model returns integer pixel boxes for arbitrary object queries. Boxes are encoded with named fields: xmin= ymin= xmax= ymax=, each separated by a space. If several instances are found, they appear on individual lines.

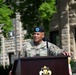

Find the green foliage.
xmin=70 ymin=60 xmax=76 ymax=68
xmin=0 ymin=0 xmax=13 ymax=37
xmin=70 ymin=60 xmax=76 ymax=73
xmin=39 ymin=0 xmax=56 ymax=20
xmin=8 ymin=0 xmax=57 ymax=38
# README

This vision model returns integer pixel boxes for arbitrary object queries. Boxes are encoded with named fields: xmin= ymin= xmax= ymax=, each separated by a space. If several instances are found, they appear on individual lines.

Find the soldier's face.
xmin=33 ymin=32 xmax=44 ymax=43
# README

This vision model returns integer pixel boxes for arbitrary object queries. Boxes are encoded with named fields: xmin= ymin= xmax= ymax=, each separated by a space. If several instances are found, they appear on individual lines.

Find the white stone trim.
xmin=72 ymin=0 xmax=76 ymax=4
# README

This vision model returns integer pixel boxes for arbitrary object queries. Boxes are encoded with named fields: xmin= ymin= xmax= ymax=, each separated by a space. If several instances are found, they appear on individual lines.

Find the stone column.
xmin=59 ymin=0 xmax=70 ymax=52
xmin=1 ymin=36 xmax=5 ymax=67
xmin=14 ymin=12 xmax=23 ymax=57
xmin=69 ymin=1 xmax=76 ymax=60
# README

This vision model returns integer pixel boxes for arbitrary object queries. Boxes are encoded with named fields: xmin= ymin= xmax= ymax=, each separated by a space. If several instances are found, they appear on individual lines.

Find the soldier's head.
xmin=33 ymin=27 xmax=45 ymax=44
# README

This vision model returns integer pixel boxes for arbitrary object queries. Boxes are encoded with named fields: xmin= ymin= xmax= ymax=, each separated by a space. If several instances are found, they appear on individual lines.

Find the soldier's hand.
xmin=62 ymin=52 xmax=70 ymax=56
xmin=9 ymin=70 xmax=12 ymax=75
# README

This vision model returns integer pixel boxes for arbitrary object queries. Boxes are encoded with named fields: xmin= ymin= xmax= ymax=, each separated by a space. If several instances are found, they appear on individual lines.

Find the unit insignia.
xmin=39 ymin=66 xmax=52 ymax=75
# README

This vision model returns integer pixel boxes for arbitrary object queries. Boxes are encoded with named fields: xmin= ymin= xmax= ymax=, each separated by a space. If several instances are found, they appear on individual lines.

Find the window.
xmin=0 ymin=38 xmax=1 ymax=52
xmin=8 ymin=31 xmax=14 ymax=37
xmin=75 ymin=28 xmax=76 ymax=42
xmin=9 ymin=53 xmax=14 ymax=64
xmin=55 ymin=0 xmax=58 ymax=5
xmin=50 ymin=31 xmax=60 ymax=47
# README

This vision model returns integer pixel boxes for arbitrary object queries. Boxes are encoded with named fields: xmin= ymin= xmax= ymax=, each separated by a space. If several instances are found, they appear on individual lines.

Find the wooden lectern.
xmin=12 ymin=56 xmax=69 ymax=75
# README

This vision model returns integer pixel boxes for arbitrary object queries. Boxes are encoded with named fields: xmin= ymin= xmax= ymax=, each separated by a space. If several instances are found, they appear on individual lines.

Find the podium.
xmin=12 ymin=56 xmax=69 ymax=75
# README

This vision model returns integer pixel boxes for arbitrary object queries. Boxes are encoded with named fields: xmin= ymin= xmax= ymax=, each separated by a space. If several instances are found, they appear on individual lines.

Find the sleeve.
xmin=19 ymin=43 xmax=27 ymax=57
xmin=48 ymin=42 xmax=64 ymax=56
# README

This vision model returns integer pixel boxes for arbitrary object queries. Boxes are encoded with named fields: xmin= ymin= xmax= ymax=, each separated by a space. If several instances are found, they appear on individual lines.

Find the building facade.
xmin=0 ymin=0 xmax=76 ymax=66
xmin=49 ymin=0 xmax=76 ymax=60
xmin=0 ymin=13 xmax=26 ymax=66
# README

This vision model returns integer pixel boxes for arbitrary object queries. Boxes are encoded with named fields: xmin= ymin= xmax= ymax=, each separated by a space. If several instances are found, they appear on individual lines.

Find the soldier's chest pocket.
xmin=27 ymin=50 xmax=36 ymax=57
xmin=40 ymin=47 xmax=48 ymax=56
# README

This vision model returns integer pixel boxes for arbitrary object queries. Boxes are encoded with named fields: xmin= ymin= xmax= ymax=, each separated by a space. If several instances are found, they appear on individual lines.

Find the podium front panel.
xmin=12 ymin=56 xmax=69 ymax=75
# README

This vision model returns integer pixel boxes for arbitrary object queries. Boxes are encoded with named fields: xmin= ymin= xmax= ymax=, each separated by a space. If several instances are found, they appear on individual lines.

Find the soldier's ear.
xmin=42 ymin=32 xmax=44 ymax=38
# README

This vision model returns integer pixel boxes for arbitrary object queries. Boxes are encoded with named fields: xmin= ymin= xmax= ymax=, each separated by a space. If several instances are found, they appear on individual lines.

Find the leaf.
xmin=0 ymin=1 xmax=13 ymax=37
xmin=39 ymin=0 xmax=57 ymax=20
xmin=6 ymin=0 xmax=57 ymax=38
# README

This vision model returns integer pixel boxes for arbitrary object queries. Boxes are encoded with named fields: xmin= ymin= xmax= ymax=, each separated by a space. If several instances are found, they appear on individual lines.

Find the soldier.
xmin=9 ymin=27 xmax=70 ymax=75
xmin=20 ymin=27 xmax=69 ymax=57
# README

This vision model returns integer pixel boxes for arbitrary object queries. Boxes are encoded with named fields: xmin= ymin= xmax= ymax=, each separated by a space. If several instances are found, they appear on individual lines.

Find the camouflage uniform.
xmin=20 ymin=39 xmax=64 ymax=57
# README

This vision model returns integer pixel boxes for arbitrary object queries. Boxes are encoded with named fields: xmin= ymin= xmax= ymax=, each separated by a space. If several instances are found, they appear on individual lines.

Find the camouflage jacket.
xmin=20 ymin=40 xmax=64 ymax=57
